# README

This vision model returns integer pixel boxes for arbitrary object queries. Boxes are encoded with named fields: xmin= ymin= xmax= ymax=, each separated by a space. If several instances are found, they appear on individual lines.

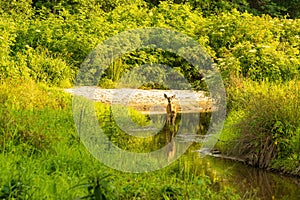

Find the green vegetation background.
xmin=0 ymin=0 xmax=299 ymax=199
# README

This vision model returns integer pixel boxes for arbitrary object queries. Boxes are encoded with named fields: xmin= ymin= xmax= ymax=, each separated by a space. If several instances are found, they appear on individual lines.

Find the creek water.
xmin=122 ymin=112 xmax=300 ymax=199
xmin=203 ymin=156 xmax=300 ymax=200
xmin=71 ymin=88 xmax=299 ymax=198
xmin=93 ymin=105 xmax=299 ymax=199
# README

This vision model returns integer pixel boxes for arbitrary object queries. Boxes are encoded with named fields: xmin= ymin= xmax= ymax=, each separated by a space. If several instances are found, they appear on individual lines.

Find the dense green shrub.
xmin=146 ymin=0 xmax=300 ymax=18
xmin=207 ymin=11 xmax=300 ymax=82
xmin=247 ymin=0 xmax=300 ymax=18
xmin=0 ymin=0 xmax=34 ymax=18
xmin=1 ymin=1 xmax=299 ymax=87
xmin=0 ymin=16 xmax=17 ymax=79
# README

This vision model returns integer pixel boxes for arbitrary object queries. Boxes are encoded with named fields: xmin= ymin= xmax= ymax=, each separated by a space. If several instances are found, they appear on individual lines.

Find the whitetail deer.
xmin=164 ymin=94 xmax=177 ymax=126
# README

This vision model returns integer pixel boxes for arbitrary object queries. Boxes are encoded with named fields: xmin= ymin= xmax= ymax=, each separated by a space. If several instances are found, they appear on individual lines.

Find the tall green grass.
xmin=221 ymin=79 xmax=300 ymax=174
xmin=0 ymin=79 xmax=240 ymax=199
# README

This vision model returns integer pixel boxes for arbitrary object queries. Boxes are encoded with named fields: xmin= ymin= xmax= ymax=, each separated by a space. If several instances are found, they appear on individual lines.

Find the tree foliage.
xmin=146 ymin=0 xmax=300 ymax=18
xmin=0 ymin=0 xmax=299 ymax=87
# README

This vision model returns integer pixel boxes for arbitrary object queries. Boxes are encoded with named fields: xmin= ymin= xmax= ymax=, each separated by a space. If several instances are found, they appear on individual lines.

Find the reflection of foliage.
xmin=95 ymin=103 xmax=156 ymax=152
xmin=95 ymin=102 xmax=212 ymax=153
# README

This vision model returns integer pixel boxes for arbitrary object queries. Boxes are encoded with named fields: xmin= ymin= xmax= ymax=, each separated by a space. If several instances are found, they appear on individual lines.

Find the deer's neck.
xmin=167 ymin=102 xmax=176 ymax=113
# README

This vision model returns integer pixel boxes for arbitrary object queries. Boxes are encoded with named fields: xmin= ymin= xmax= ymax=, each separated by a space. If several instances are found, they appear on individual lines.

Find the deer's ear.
xmin=172 ymin=94 xmax=176 ymax=98
xmin=164 ymin=94 xmax=168 ymax=98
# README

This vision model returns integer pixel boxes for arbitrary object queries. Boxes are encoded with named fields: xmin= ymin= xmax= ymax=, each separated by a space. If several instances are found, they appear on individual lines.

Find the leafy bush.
xmin=146 ymin=0 xmax=300 ymax=18
xmin=1 ymin=1 xmax=300 ymax=88
xmin=20 ymin=47 xmax=73 ymax=87
xmin=207 ymin=11 xmax=300 ymax=82
xmin=0 ymin=0 xmax=34 ymax=18
xmin=247 ymin=0 xmax=300 ymax=18
xmin=0 ymin=16 xmax=17 ymax=79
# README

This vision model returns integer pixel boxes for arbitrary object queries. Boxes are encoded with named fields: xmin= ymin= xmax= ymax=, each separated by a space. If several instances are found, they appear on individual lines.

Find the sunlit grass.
xmin=0 ymin=79 xmax=239 ymax=199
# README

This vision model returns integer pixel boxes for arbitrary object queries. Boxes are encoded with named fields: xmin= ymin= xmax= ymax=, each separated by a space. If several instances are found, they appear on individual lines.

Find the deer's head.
xmin=164 ymin=94 xmax=176 ymax=104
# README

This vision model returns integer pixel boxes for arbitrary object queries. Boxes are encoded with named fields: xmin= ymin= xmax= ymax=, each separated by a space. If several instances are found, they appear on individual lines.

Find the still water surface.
xmin=143 ymin=112 xmax=300 ymax=200
xmin=101 ymin=110 xmax=300 ymax=199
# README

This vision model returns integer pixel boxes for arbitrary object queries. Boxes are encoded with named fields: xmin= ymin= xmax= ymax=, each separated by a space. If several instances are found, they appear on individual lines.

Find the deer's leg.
xmin=171 ymin=112 xmax=176 ymax=126
xmin=166 ymin=114 xmax=169 ymax=125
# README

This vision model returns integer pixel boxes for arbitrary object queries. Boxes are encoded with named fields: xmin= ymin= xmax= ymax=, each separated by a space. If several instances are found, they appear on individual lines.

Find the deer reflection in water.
xmin=165 ymin=125 xmax=177 ymax=162
xmin=164 ymin=94 xmax=178 ymax=162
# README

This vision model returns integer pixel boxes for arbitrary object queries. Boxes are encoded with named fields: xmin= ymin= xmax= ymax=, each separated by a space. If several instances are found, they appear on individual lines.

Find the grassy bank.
xmin=218 ymin=79 xmax=300 ymax=176
xmin=0 ymin=79 xmax=240 ymax=199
